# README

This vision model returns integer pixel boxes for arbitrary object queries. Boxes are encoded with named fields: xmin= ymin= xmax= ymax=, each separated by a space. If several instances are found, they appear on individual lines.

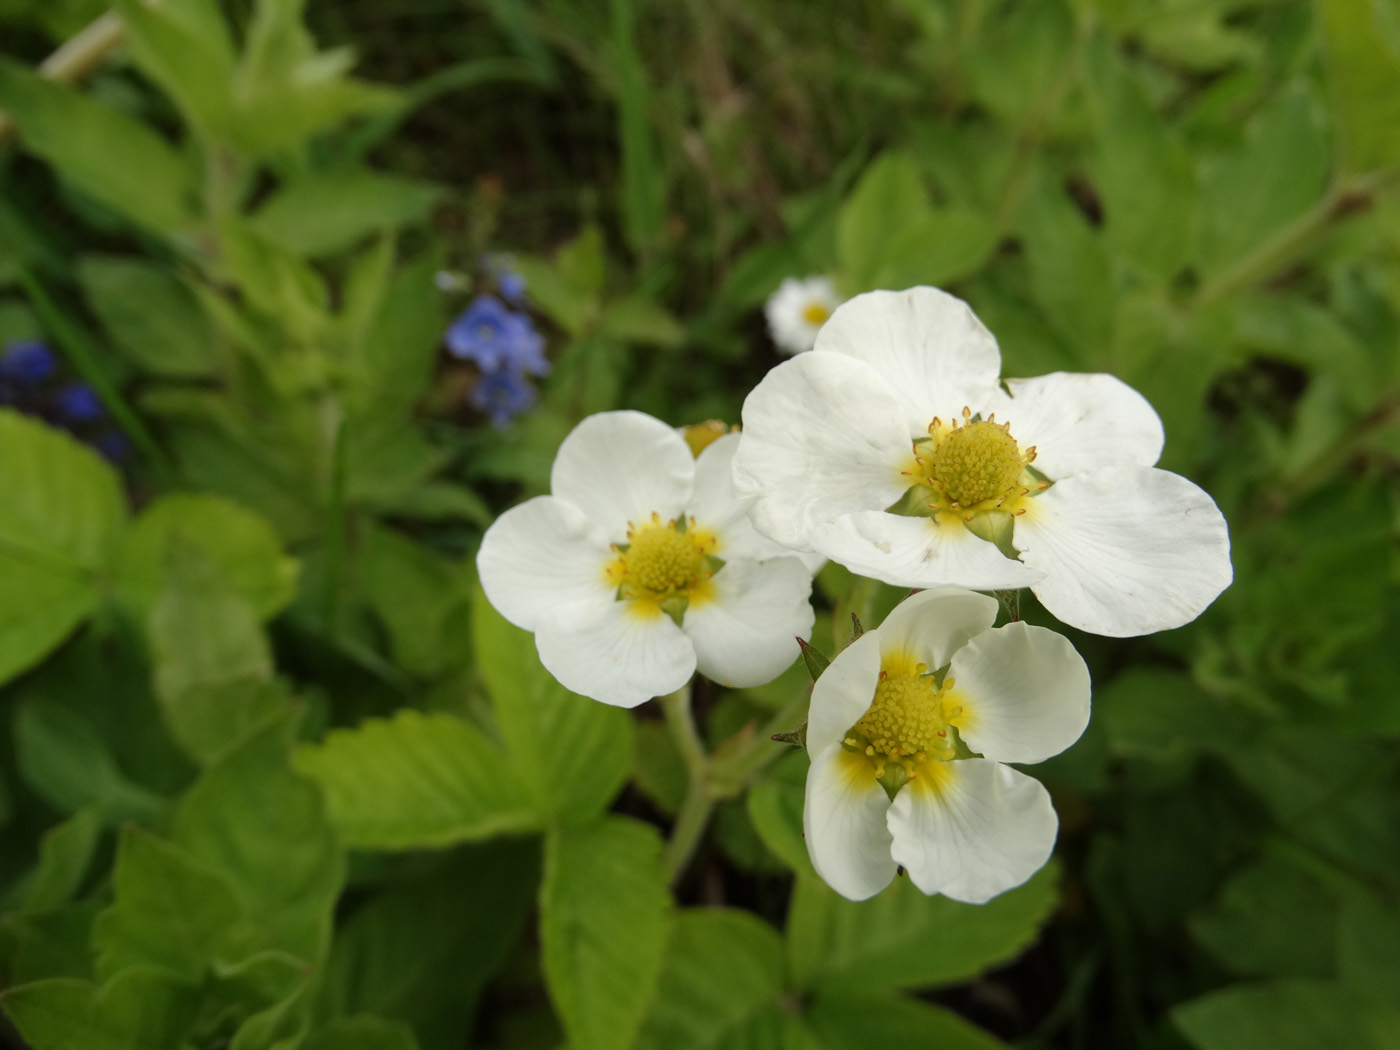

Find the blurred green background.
xmin=0 ymin=1 xmax=1397 ymax=1048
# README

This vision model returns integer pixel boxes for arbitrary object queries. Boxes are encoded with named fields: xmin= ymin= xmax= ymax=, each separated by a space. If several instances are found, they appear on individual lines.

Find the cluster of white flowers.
xmin=479 ymin=285 xmax=1232 ymax=905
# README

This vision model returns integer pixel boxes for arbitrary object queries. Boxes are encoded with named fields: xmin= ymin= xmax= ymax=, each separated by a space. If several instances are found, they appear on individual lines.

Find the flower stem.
xmin=659 ymin=682 xmax=713 ymax=885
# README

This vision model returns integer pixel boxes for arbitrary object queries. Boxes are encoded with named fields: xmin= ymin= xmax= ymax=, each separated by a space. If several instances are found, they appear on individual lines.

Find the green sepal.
xmin=964 ymin=509 xmax=1017 ymax=558
xmin=877 ymin=763 xmax=908 ymax=801
xmin=613 ymin=542 xmax=631 ymax=554
xmin=658 ymin=594 xmax=688 ymax=627
xmin=848 ymin=611 xmax=865 ymax=644
xmin=797 ymin=637 xmax=830 ymax=681
xmin=771 ymin=719 xmax=807 ymax=750
xmin=701 ymin=554 xmax=725 ymax=576
xmin=673 ymin=516 xmax=688 ymax=535
xmin=950 ymin=727 xmax=982 ymax=761
xmin=884 ymin=485 xmax=935 ymax=518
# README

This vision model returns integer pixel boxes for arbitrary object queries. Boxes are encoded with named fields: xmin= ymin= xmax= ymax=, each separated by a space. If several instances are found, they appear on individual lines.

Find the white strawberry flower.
xmin=764 ymin=275 xmax=843 ymax=356
xmin=804 ymin=587 xmax=1089 ymax=903
xmin=477 ymin=411 xmax=816 ymax=707
xmin=733 ymin=286 xmax=1233 ymax=637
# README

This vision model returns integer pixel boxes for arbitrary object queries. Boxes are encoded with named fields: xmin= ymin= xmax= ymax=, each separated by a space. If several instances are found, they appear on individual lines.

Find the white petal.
xmin=887 ymin=760 xmax=1057 ymax=904
xmin=688 ymin=434 xmax=798 ymax=563
xmin=733 ymin=353 xmax=911 ymax=550
xmin=804 ymin=743 xmax=897 ymax=901
xmin=550 ymin=411 xmax=694 ymax=540
xmin=1016 ymin=466 xmax=1233 ymax=637
xmin=814 ymin=287 xmax=1003 ymax=434
xmin=873 ymin=587 xmax=999 ymax=670
xmin=535 ymin=599 xmax=696 ymax=708
xmin=947 ymin=621 xmax=1090 ymax=764
xmin=477 ymin=496 xmax=613 ymax=631
xmin=813 ymin=511 xmax=1043 ymax=591
xmin=683 ymin=557 xmax=815 ymax=688
xmin=992 ymin=372 xmax=1164 ymax=477
xmin=805 ymin=630 xmax=882 ymax=756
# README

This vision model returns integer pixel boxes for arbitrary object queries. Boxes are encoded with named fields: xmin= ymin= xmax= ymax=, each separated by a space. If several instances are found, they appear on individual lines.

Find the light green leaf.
xmin=555 ymin=223 xmax=607 ymax=300
xmin=356 ymin=525 xmax=466 ymax=677
xmin=787 ymin=865 xmax=1059 ymax=994
xmin=746 ymin=755 xmax=814 ymax=877
xmin=147 ymin=542 xmax=285 ymax=766
xmin=634 ymin=909 xmax=786 ymax=1050
xmin=597 ymin=294 xmax=685 ymax=348
xmin=118 ymin=493 xmax=299 ymax=623
xmin=1018 ymin=175 xmax=1114 ymax=357
xmin=346 ymin=252 xmax=444 ymax=422
xmin=1173 ymin=979 xmax=1400 ymax=1050
xmin=25 ymin=809 xmax=102 ymax=911
xmin=0 ymin=410 xmax=127 ymax=686
xmin=295 ymin=709 xmax=538 ymax=850
xmin=472 ymin=585 xmax=635 ymax=826
xmin=837 ymin=152 xmax=933 ymax=290
xmin=511 ymin=254 xmax=587 ymax=336
xmin=92 ymin=826 xmax=246 ymax=982
xmin=112 ymin=0 xmax=236 ymax=140
xmin=541 ymin=817 xmax=672 ymax=1050
xmin=77 ymin=255 xmax=221 ymax=378
xmin=13 ymin=698 xmax=165 ymax=825
xmin=249 ymin=172 xmax=442 ymax=257
xmin=806 ymin=992 xmax=1010 ymax=1050
xmin=315 ymin=840 xmax=537 ymax=1049
xmin=0 ymin=60 xmax=196 ymax=233
xmin=865 ymin=207 xmax=998 ymax=291
xmin=173 ymin=715 xmax=344 ymax=963
xmin=1319 ymin=0 xmax=1400 ymax=175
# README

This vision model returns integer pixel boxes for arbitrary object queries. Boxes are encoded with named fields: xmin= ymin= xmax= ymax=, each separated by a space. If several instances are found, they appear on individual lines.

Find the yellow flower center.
xmin=679 ymin=419 xmax=735 ymax=458
xmin=604 ymin=513 xmax=721 ymax=624
xmin=803 ymin=302 xmax=831 ymax=325
xmin=843 ymin=659 xmax=969 ymax=793
xmin=926 ymin=420 xmax=1024 ymax=508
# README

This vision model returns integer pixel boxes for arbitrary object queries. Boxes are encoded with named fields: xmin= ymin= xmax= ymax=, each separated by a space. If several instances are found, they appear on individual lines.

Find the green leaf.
xmin=345 ymin=252 xmax=444 ymax=422
xmin=147 ymin=542 xmax=285 ymax=766
xmin=609 ymin=0 xmax=665 ymax=255
xmin=172 ymin=715 xmax=344 ymax=963
xmin=1173 ymin=979 xmax=1400 ymax=1050
xmin=634 ymin=909 xmax=787 ymax=1050
xmin=1338 ymin=895 xmax=1400 ymax=1005
xmin=0 ymin=59 xmax=196 ymax=233
xmin=111 ymin=0 xmax=236 ymax=140
xmin=77 ymin=256 xmax=221 ymax=378
xmin=356 ymin=526 xmax=467 ymax=677
xmin=25 ymin=809 xmax=101 ymax=911
xmin=92 ymin=826 xmax=245 ymax=982
xmin=249 ymin=172 xmax=442 ymax=257
xmin=806 ymin=992 xmax=1009 ymax=1050
xmin=837 ymin=152 xmax=933 ymax=290
xmin=1318 ymin=0 xmax=1400 ymax=175
xmin=13 ymin=698 xmax=165 ymax=824
xmin=315 ymin=841 xmax=537 ymax=1050
xmin=472 ymin=585 xmax=635 ymax=826
xmin=302 ymin=1017 xmax=420 ymax=1050
xmin=746 ymin=754 xmax=813 ymax=877
xmin=786 ymin=865 xmax=1059 ymax=994
xmin=0 ymin=410 xmax=127 ymax=686
xmin=511 ymin=254 xmax=587 ymax=336
xmin=295 ymin=709 xmax=538 ymax=850
xmin=2 ymin=970 xmax=199 ymax=1050
xmin=597 ymin=294 xmax=685 ymax=348
xmin=541 ymin=817 xmax=672 ymax=1050
xmin=865 ymin=207 xmax=998 ymax=292
xmin=3 ymin=903 xmax=103 ymax=984
xmin=118 ymin=493 xmax=299 ymax=623
xmin=1017 ymin=175 xmax=1114 ymax=359
xmin=557 ymin=224 xmax=608 ymax=301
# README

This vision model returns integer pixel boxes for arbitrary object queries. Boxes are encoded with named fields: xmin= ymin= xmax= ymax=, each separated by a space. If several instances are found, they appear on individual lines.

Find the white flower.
xmin=733 ymin=286 xmax=1233 ymax=637
xmin=477 ymin=411 xmax=816 ymax=707
xmin=804 ymin=587 xmax=1089 ymax=903
xmin=764 ymin=276 xmax=843 ymax=356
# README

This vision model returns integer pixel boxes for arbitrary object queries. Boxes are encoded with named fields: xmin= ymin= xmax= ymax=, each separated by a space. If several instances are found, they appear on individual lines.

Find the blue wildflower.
xmin=0 ymin=341 xmax=57 ymax=384
xmin=446 ymin=295 xmax=549 ymax=376
xmin=56 ymin=383 xmax=104 ymax=423
xmin=469 ymin=368 xmax=538 ymax=428
xmin=499 ymin=269 xmax=527 ymax=304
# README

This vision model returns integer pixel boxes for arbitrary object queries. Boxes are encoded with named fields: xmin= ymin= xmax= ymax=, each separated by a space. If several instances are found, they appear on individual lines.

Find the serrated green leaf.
xmin=25 ymin=809 xmax=101 ymax=911
xmin=249 ymin=172 xmax=442 ymax=257
xmin=77 ymin=255 xmax=221 ymax=378
xmin=472 ymin=585 xmax=635 ymax=826
xmin=1173 ymin=979 xmax=1400 ymax=1050
xmin=837 ymin=152 xmax=933 ymax=290
xmin=356 ymin=525 xmax=467 ymax=677
xmin=112 ymin=0 xmax=236 ymax=140
xmin=118 ymin=493 xmax=299 ymax=624
xmin=787 ymin=865 xmax=1059 ymax=994
xmin=346 ymin=252 xmax=444 ymax=422
xmin=2 ymin=969 xmax=200 ymax=1050
xmin=541 ymin=817 xmax=672 ymax=1050
xmin=296 ymin=709 xmax=538 ymax=850
xmin=0 ymin=60 xmax=196 ymax=233
xmin=92 ymin=826 xmax=246 ymax=982
xmin=173 ymin=715 xmax=344 ymax=963
xmin=0 ymin=410 xmax=126 ymax=686
xmin=806 ymin=992 xmax=1010 ymax=1050
xmin=634 ymin=909 xmax=786 ymax=1050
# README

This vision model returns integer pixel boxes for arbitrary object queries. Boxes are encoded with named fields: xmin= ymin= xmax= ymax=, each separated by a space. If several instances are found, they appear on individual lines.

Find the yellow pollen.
xmin=803 ymin=302 xmax=831 ymax=325
xmin=925 ymin=420 xmax=1024 ymax=507
xmin=623 ymin=521 xmax=703 ymax=594
xmin=853 ymin=671 xmax=948 ymax=759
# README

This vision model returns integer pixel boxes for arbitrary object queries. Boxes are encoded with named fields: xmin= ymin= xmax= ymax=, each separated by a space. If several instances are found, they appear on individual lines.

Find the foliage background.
xmin=0 ymin=0 xmax=1398 ymax=1048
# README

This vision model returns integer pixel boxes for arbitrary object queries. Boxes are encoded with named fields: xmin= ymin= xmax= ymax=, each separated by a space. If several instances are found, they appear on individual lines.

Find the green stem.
xmin=659 ymin=682 xmax=713 ymax=884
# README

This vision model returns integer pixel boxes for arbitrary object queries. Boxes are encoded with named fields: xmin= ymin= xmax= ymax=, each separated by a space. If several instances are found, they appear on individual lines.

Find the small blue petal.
xmin=56 ymin=383 xmax=104 ymax=423
xmin=499 ymin=271 xmax=527 ymax=304
xmin=446 ymin=294 xmax=549 ymax=376
xmin=469 ymin=367 xmax=537 ymax=428
xmin=0 ymin=341 xmax=57 ymax=384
